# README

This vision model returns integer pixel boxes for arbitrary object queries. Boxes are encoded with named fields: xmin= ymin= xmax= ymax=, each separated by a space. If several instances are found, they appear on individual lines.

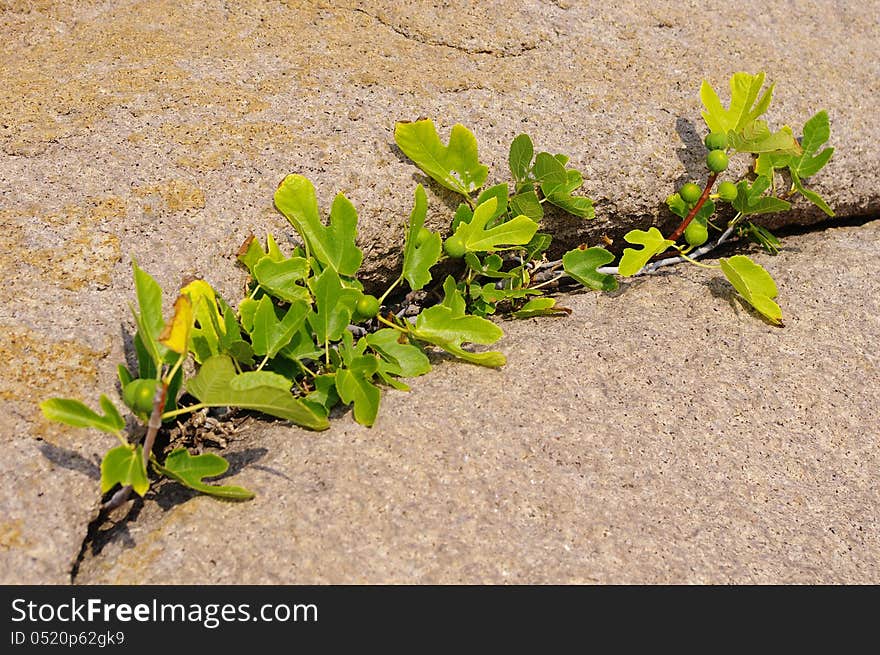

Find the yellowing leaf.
xmin=159 ymin=294 xmax=193 ymax=354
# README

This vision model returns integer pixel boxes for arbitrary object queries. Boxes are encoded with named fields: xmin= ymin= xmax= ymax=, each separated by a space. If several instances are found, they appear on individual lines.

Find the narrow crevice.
xmin=65 ymin=206 xmax=878 ymax=582
xmin=352 ymin=8 xmax=539 ymax=58
xmin=770 ymin=212 xmax=879 ymax=238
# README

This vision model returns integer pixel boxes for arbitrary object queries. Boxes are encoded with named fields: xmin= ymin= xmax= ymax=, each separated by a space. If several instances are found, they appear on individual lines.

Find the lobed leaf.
xmin=335 ymin=368 xmax=381 ymax=427
xmin=411 ymin=277 xmax=506 ymax=367
xmin=618 ymin=228 xmax=674 ymax=277
xmin=253 ymin=256 xmax=311 ymax=303
xmin=394 ymin=119 xmax=488 ymax=197
xmin=251 ymin=296 xmax=309 ymax=359
xmin=728 ymin=121 xmax=801 ymax=155
xmin=719 ymin=255 xmax=782 ymax=325
xmin=701 ymin=72 xmax=774 ymax=134
xmin=509 ymin=190 xmax=543 ymax=223
xmin=41 ymin=395 xmax=125 ymax=435
xmin=186 ymin=355 xmax=328 ymax=430
xmin=402 ymin=185 xmax=443 ymax=291
xmin=562 ymin=247 xmax=618 ymax=291
xmin=512 ymin=297 xmax=571 ymax=318
xmin=156 ymin=448 xmax=254 ymax=500
xmin=731 ymin=177 xmax=792 ymax=216
xmin=533 ymin=152 xmax=568 ymax=195
xmin=274 ymin=174 xmax=363 ymax=276
xmin=307 ymin=267 xmax=360 ymax=346
xmin=450 ymin=196 xmax=539 ymax=253
xmin=101 ymin=445 xmax=149 ymax=496
xmin=366 ymin=329 xmax=431 ymax=378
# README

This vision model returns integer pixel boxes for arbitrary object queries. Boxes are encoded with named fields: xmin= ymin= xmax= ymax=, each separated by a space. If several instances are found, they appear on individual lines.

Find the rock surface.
xmin=1 ymin=0 xmax=879 ymax=584
xmin=73 ymin=222 xmax=880 ymax=584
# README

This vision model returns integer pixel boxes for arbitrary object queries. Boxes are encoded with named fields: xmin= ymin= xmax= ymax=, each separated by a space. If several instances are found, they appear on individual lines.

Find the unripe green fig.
xmin=679 ymin=182 xmax=702 ymax=205
xmin=704 ymin=131 xmax=728 ymax=151
xmin=717 ymin=181 xmax=738 ymax=201
xmin=684 ymin=218 xmax=709 ymax=246
xmin=443 ymin=234 xmax=466 ymax=258
xmin=123 ymin=378 xmax=159 ymax=414
xmin=706 ymin=150 xmax=729 ymax=173
xmin=354 ymin=294 xmax=380 ymax=319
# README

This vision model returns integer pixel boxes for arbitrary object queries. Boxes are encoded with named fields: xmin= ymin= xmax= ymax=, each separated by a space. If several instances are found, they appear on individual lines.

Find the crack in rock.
xmin=353 ymin=8 xmax=539 ymax=58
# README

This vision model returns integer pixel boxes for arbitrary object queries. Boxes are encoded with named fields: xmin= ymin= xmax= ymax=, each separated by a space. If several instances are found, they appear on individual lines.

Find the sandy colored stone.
xmin=1 ymin=0 xmax=879 ymax=584
xmin=73 ymin=222 xmax=880 ymax=584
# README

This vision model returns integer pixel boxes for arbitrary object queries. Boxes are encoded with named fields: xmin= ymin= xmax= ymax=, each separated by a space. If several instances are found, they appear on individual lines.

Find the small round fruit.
xmin=704 ymin=131 xmax=728 ymax=151
xmin=679 ymin=183 xmax=702 ymax=205
xmin=684 ymin=219 xmax=709 ymax=247
xmin=706 ymin=150 xmax=729 ymax=173
xmin=123 ymin=378 xmax=159 ymax=414
xmin=717 ymin=181 xmax=738 ymax=201
xmin=415 ymin=227 xmax=433 ymax=247
xmin=443 ymin=234 xmax=466 ymax=258
xmin=355 ymin=294 xmax=380 ymax=319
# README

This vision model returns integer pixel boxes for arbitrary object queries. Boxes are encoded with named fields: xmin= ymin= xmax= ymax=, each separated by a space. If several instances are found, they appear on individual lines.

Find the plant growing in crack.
xmin=40 ymin=71 xmax=832 ymax=513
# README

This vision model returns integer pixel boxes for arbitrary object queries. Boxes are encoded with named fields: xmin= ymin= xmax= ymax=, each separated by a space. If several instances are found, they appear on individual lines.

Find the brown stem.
xmin=667 ymin=172 xmax=718 ymax=243
xmin=100 ymin=381 xmax=168 ymax=514
xmin=142 ymin=381 xmax=168 ymax=468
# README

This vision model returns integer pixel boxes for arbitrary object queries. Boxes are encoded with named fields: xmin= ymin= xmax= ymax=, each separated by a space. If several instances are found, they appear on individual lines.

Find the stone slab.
xmin=2 ymin=0 xmax=878 ymax=584
xmin=73 ymin=221 xmax=880 ymax=584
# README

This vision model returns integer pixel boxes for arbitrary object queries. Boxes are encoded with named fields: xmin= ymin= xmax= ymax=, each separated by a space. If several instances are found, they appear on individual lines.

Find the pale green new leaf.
xmin=394 ymin=119 xmax=488 ymax=196
xmin=402 ymin=185 xmax=442 ymax=291
xmin=274 ymin=174 xmax=363 ymax=276
xmin=186 ymin=355 xmax=328 ymax=430
xmin=701 ymin=71 xmax=774 ymax=134
xmin=719 ymin=255 xmax=782 ymax=325
xmin=450 ymin=197 xmax=539 ymax=253
xmin=156 ymin=448 xmax=254 ymax=500
xmin=101 ymin=445 xmax=149 ymax=496
xmin=754 ymin=152 xmax=794 ymax=177
xmin=40 ymin=395 xmax=125 ymax=435
xmin=562 ymin=247 xmax=618 ymax=291
xmin=618 ymin=228 xmax=674 ymax=277
xmin=251 ymin=296 xmax=309 ymax=359
xmin=411 ymin=277 xmax=505 ymax=367
xmin=728 ymin=121 xmax=801 ymax=155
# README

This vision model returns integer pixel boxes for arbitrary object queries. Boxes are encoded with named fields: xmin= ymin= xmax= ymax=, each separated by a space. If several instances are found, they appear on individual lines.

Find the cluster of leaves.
xmin=632 ymin=72 xmax=833 ymax=324
xmin=40 ymin=71 xmax=833 ymax=506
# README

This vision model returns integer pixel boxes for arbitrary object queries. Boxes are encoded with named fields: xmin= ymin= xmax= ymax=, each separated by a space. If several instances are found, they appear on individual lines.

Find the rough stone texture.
xmin=72 ymin=222 xmax=880 ymax=584
xmin=1 ymin=0 xmax=879 ymax=584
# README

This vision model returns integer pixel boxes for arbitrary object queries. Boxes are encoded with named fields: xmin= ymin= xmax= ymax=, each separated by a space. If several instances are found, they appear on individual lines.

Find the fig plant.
xmin=41 ymin=72 xmax=833 ymax=511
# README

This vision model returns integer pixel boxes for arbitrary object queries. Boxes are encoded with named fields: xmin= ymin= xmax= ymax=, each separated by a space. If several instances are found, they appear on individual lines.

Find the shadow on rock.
xmin=38 ymin=442 xmax=101 ymax=481
xmin=675 ymin=117 xmax=706 ymax=185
